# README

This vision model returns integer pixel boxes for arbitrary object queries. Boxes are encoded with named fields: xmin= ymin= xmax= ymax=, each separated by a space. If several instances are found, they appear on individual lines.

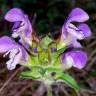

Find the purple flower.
xmin=61 ymin=8 xmax=91 ymax=48
xmin=61 ymin=50 xmax=87 ymax=69
xmin=0 ymin=36 xmax=28 ymax=70
xmin=4 ymin=8 xmax=32 ymax=46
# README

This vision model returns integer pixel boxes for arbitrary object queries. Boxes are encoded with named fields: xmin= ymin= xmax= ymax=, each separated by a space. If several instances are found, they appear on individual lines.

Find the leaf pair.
xmin=20 ymin=66 xmax=80 ymax=91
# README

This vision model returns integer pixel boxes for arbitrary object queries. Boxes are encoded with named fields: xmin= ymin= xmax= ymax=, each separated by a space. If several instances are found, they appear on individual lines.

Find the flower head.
xmin=0 ymin=36 xmax=28 ymax=70
xmin=61 ymin=8 xmax=91 ymax=48
xmin=61 ymin=50 xmax=87 ymax=69
xmin=4 ymin=8 xmax=32 ymax=46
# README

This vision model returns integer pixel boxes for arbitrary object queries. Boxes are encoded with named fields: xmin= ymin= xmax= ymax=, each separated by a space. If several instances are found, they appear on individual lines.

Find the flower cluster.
xmin=59 ymin=8 xmax=91 ymax=69
xmin=0 ymin=8 xmax=32 ymax=70
xmin=0 ymin=7 xmax=91 ymax=71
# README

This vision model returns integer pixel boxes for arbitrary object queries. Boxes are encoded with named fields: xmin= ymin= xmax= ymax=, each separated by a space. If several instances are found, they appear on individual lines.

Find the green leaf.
xmin=27 ymin=55 xmax=38 ymax=66
xmin=57 ymin=34 xmax=72 ymax=50
xmin=40 ymin=36 xmax=52 ymax=49
xmin=51 ymin=47 xmax=66 ymax=66
xmin=45 ymin=67 xmax=63 ymax=73
xmin=20 ymin=71 xmax=40 ymax=79
xmin=32 ymin=66 xmax=46 ymax=76
xmin=20 ymin=66 xmax=45 ymax=79
xmin=57 ymin=38 xmax=66 ymax=50
xmin=55 ymin=73 xmax=80 ymax=91
xmin=38 ymin=50 xmax=49 ymax=65
xmin=52 ymin=47 xmax=67 ymax=59
xmin=57 ymin=47 xmax=67 ymax=55
xmin=21 ymin=56 xmax=38 ymax=68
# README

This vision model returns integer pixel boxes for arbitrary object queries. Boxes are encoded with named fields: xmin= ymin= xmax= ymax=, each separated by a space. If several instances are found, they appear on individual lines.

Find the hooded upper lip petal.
xmin=4 ymin=8 xmax=24 ymax=22
xmin=68 ymin=8 xmax=89 ymax=22
xmin=4 ymin=8 xmax=32 ymax=46
xmin=61 ymin=8 xmax=91 ymax=47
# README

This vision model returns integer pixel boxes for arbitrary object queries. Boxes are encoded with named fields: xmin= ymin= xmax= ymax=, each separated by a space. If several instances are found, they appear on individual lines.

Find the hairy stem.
xmin=47 ymin=84 xmax=53 ymax=96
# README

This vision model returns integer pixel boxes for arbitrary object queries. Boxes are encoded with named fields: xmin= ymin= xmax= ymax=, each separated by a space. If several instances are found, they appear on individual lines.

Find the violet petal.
xmin=78 ymin=23 xmax=92 ymax=38
xmin=68 ymin=8 xmax=89 ymax=22
xmin=5 ymin=8 xmax=24 ymax=22
xmin=0 ymin=36 xmax=28 ymax=70
xmin=61 ymin=51 xmax=87 ymax=69
xmin=5 ymin=8 xmax=32 ymax=46
xmin=70 ymin=38 xmax=82 ymax=48
xmin=0 ymin=36 xmax=18 ymax=52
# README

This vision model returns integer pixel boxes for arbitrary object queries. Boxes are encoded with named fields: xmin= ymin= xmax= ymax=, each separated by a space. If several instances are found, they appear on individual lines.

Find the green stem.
xmin=47 ymin=84 xmax=53 ymax=96
xmin=42 ymin=77 xmax=54 ymax=96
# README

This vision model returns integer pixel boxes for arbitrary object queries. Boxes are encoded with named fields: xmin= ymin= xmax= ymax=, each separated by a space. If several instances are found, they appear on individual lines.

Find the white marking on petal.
xmin=6 ymin=61 xmax=16 ymax=70
xmin=12 ymin=21 xmax=25 ymax=38
xmin=9 ymin=49 xmax=19 ymax=58
xmin=4 ymin=48 xmax=20 ymax=70
xmin=20 ymin=22 xmax=25 ymax=27
xmin=61 ymin=55 xmax=73 ymax=70
xmin=67 ymin=23 xmax=84 ymax=39
xmin=65 ymin=55 xmax=74 ymax=67
xmin=3 ymin=50 xmax=10 ymax=57
xmin=6 ymin=58 xmax=13 ymax=65
xmin=12 ymin=32 xmax=19 ymax=38
xmin=12 ymin=20 xmax=32 ymax=46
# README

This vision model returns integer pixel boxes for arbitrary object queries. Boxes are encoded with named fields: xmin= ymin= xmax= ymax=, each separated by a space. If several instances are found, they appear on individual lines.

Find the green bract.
xmin=20 ymin=36 xmax=80 ymax=91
